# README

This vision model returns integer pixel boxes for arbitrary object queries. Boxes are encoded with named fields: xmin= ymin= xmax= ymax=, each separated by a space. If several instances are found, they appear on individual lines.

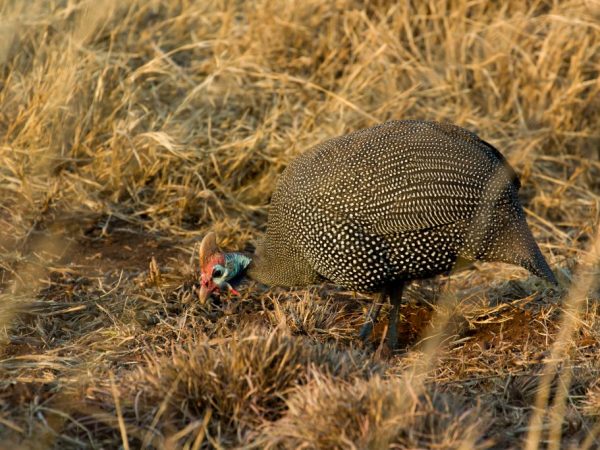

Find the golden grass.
xmin=1 ymin=0 xmax=599 ymax=448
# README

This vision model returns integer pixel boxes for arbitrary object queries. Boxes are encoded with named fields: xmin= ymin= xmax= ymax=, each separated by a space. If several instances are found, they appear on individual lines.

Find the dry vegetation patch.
xmin=259 ymin=374 xmax=490 ymax=449
xmin=1 ymin=0 xmax=599 ymax=448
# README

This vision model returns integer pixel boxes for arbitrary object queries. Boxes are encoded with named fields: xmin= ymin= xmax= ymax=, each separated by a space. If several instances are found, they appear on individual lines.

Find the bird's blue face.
xmin=199 ymin=252 xmax=251 ymax=303
xmin=209 ymin=262 xmax=229 ymax=288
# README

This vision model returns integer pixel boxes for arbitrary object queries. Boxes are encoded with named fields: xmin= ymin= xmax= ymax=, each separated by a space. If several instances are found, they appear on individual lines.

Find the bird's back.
xmin=250 ymin=120 xmax=555 ymax=290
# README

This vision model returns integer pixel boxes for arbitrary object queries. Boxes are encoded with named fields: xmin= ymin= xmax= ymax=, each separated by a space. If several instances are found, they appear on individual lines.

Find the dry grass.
xmin=1 ymin=0 xmax=599 ymax=448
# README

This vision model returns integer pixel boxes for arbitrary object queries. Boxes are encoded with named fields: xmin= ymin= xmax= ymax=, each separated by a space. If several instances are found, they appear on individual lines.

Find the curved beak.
xmin=198 ymin=284 xmax=213 ymax=304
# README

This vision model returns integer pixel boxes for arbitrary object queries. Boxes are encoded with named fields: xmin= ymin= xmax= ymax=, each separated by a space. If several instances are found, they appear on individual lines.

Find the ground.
xmin=0 ymin=1 xmax=599 ymax=448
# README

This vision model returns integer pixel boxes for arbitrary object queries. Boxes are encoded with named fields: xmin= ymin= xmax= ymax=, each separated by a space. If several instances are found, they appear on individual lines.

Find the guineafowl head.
xmin=198 ymin=232 xmax=251 ymax=303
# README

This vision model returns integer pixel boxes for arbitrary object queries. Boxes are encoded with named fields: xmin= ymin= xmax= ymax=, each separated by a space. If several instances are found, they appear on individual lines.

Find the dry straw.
xmin=0 ymin=0 xmax=599 ymax=448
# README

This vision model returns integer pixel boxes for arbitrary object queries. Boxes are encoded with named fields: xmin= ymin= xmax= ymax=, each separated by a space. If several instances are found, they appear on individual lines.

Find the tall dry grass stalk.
xmin=526 ymin=226 xmax=600 ymax=449
xmin=1 ymin=0 xmax=599 ymax=448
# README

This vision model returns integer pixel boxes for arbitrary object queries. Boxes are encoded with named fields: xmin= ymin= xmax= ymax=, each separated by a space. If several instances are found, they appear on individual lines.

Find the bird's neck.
xmin=245 ymin=242 xmax=276 ymax=286
xmin=244 ymin=239 xmax=322 ymax=288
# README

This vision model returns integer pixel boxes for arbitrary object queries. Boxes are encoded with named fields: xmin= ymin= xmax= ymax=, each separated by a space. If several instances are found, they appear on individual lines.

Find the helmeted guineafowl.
xmin=199 ymin=120 xmax=557 ymax=347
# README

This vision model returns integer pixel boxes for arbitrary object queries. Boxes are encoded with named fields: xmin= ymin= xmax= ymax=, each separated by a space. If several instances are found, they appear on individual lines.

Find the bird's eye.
xmin=212 ymin=267 xmax=223 ymax=278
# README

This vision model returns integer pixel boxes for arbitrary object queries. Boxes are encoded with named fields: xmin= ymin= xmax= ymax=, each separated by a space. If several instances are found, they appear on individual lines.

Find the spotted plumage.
xmin=248 ymin=120 xmax=555 ymax=288
xmin=200 ymin=120 xmax=557 ymax=346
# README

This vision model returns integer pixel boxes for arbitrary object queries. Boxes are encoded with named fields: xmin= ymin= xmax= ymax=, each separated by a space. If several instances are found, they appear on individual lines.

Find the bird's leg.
xmin=386 ymin=282 xmax=405 ymax=350
xmin=358 ymin=289 xmax=387 ymax=341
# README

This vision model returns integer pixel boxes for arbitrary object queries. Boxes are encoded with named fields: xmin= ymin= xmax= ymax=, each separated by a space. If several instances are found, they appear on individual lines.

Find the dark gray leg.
xmin=386 ymin=282 xmax=405 ymax=349
xmin=358 ymin=290 xmax=386 ymax=341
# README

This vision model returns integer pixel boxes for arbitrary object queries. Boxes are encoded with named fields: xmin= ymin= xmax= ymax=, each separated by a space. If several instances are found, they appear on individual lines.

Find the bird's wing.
xmin=298 ymin=121 xmax=519 ymax=236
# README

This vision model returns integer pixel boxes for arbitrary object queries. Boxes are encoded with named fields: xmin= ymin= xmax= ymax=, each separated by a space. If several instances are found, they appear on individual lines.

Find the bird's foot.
xmin=358 ymin=301 xmax=383 ymax=342
xmin=358 ymin=321 xmax=375 ymax=341
xmin=386 ymin=326 xmax=398 ymax=351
